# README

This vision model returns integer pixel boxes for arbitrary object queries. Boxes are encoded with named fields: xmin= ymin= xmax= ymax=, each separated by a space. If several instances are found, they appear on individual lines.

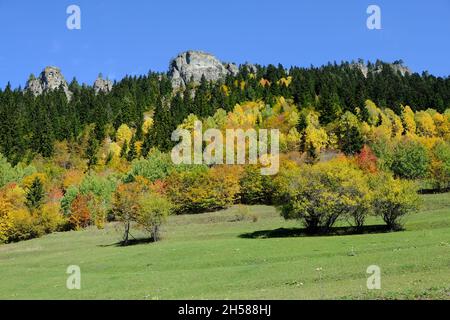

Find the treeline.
xmin=1 ymin=60 xmax=449 ymax=164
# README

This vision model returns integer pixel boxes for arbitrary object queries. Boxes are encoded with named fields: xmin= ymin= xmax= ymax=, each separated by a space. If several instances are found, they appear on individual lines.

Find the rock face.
xmin=169 ymin=50 xmax=239 ymax=87
xmin=351 ymin=60 xmax=412 ymax=78
xmin=93 ymin=75 xmax=113 ymax=94
xmin=389 ymin=62 xmax=412 ymax=76
xmin=26 ymin=66 xmax=71 ymax=99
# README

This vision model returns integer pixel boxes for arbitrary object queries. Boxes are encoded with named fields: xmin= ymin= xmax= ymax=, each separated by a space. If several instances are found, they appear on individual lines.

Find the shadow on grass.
xmin=98 ymin=237 xmax=154 ymax=247
xmin=239 ymin=225 xmax=396 ymax=239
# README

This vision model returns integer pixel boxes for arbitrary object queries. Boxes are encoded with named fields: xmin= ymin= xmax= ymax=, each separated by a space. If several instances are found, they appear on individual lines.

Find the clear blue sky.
xmin=1 ymin=0 xmax=449 ymax=88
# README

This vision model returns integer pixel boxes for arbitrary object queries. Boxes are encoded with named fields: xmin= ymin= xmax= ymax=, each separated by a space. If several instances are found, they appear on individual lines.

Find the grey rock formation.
xmin=224 ymin=62 xmax=239 ymax=76
xmin=169 ymin=50 xmax=239 ymax=87
xmin=389 ymin=61 xmax=412 ymax=76
xmin=26 ymin=66 xmax=71 ymax=99
xmin=351 ymin=60 xmax=412 ymax=78
xmin=93 ymin=75 xmax=113 ymax=94
xmin=351 ymin=62 xmax=369 ymax=77
xmin=243 ymin=62 xmax=258 ymax=74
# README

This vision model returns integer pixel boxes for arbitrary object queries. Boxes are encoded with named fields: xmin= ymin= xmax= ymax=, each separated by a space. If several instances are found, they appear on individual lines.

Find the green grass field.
xmin=0 ymin=193 xmax=449 ymax=300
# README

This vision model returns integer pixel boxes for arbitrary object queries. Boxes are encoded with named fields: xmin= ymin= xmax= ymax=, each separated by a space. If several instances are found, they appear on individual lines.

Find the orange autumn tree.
xmin=69 ymin=194 xmax=91 ymax=230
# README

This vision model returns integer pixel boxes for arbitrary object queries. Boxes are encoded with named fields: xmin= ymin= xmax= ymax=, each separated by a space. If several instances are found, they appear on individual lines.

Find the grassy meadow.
xmin=0 ymin=193 xmax=449 ymax=300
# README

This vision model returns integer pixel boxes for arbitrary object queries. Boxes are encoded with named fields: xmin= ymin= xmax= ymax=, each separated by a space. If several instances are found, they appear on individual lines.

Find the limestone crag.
xmin=93 ymin=75 xmax=113 ymax=94
xmin=169 ymin=51 xmax=242 ymax=88
xmin=26 ymin=66 xmax=71 ymax=99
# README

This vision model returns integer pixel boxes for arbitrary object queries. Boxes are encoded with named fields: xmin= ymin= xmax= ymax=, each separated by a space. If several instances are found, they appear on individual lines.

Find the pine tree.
xmin=86 ymin=131 xmax=99 ymax=170
xmin=26 ymin=177 xmax=45 ymax=210
xmin=127 ymin=136 xmax=137 ymax=162
xmin=120 ymin=140 xmax=128 ymax=158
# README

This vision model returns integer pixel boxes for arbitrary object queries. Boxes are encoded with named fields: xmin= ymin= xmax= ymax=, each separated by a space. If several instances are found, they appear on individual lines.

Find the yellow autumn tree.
xmin=116 ymin=124 xmax=133 ymax=145
xmin=415 ymin=111 xmax=436 ymax=137
xmin=401 ymin=105 xmax=416 ymax=136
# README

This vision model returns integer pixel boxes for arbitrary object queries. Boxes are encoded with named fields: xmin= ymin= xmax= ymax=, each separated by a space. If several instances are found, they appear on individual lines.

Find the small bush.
xmin=371 ymin=174 xmax=420 ymax=230
xmin=429 ymin=141 xmax=450 ymax=190
xmin=166 ymin=165 xmax=241 ymax=214
xmin=275 ymin=158 xmax=371 ymax=233
xmin=239 ymin=165 xmax=274 ymax=205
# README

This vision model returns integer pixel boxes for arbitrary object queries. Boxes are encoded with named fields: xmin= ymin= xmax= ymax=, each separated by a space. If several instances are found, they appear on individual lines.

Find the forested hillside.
xmin=1 ymin=59 xmax=449 ymax=164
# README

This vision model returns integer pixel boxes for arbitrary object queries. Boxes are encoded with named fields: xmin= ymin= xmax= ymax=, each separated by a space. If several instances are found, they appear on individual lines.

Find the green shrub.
xmin=136 ymin=195 xmax=172 ymax=241
xmin=391 ymin=139 xmax=430 ymax=179
xmin=275 ymin=158 xmax=371 ymax=233
xmin=239 ymin=165 xmax=274 ymax=205
xmin=430 ymin=141 xmax=450 ymax=190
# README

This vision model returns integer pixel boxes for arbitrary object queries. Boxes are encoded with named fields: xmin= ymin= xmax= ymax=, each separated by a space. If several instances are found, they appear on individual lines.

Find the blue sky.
xmin=0 ymin=0 xmax=449 ymax=88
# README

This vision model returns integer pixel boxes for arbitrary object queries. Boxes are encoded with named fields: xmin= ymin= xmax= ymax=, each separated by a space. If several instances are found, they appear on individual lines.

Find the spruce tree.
xmin=26 ymin=177 xmax=45 ymax=210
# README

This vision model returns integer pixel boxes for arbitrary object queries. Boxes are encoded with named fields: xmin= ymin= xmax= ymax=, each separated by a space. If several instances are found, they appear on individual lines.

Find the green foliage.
xmin=85 ymin=131 xmax=99 ymax=170
xmin=60 ymin=186 xmax=79 ymax=216
xmin=79 ymin=174 xmax=118 ymax=205
xmin=126 ymin=150 xmax=174 ymax=182
xmin=337 ymin=112 xmax=364 ymax=155
xmin=239 ymin=165 xmax=274 ymax=205
xmin=391 ymin=139 xmax=430 ymax=179
xmin=25 ymin=177 xmax=45 ymax=210
xmin=275 ymin=159 xmax=372 ymax=233
xmin=0 ymin=154 xmax=36 ymax=188
xmin=0 ymin=154 xmax=17 ymax=188
xmin=136 ymin=195 xmax=172 ymax=241
xmin=430 ymin=141 xmax=450 ymax=190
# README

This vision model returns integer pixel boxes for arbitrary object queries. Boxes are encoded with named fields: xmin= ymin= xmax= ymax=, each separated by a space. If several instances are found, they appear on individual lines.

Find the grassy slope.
xmin=0 ymin=193 xmax=449 ymax=300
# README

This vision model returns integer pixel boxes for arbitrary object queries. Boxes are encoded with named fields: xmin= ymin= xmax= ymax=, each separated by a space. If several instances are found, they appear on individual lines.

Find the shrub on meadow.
xmin=166 ymin=165 xmax=241 ymax=214
xmin=239 ymin=165 xmax=274 ymax=205
xmin=371 ymin=173 xmax=420 ymax=230
xmin=275 ymin=158 xmax=372 ymax=233
xmin=429 ymin=141 xmax=450 ymax=190
xmin=34 ymin=202 xmax=66 ymax=234
xmin=136 ymin=195 xmax=172 ymax=242
xmin=112 ymin=181 xmax=173 ymax=244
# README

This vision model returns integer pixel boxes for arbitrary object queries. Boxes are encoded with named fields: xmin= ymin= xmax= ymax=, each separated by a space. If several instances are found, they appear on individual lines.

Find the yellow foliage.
xmin=0 ymin=196 xmax=13 ymax=242
xmin=277 ymin=76 xmax=292 ymax=87
xmin=62 ymin=170 xmax=85 ymax=190
xmin=365 ymin=100 xmax=382 ymax=126
xmin=22 ymin=172 xmax=47 ymax=190
xmin=142 ymin=118 xmax=154 ymax=135
xmin=221 ymin=84 xmax=230 ymax=96
xmin=116 ymin=124 xmax=133 ymax=145
xmin=384 ymin=108 xmax=404 ymax=137
xmin=415 ymin=111 xmax=436 ymax=137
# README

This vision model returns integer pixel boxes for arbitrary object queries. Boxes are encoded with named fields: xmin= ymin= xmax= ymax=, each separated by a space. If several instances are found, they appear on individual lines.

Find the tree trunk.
xmin=123 ymin=221 xmax=130 ymax=245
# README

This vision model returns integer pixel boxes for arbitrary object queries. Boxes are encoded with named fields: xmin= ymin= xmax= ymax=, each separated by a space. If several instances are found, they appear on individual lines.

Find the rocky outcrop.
xmin=26 ymin=66 xmax=71 ymax=99
xmin=93 ymin=75 xmax=113 ymax=94
xmin=389 ymin=61 xmax=412 ymax=76
xmin=242 ymin=62 xmax=258 ymax=74
xmin=169 ymin=50 xmax=241 ymax=87
xmin=351 ymin=60 xmax=412 ymax=78
xmin=224 ymin=62 xmax=239 ymax=76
